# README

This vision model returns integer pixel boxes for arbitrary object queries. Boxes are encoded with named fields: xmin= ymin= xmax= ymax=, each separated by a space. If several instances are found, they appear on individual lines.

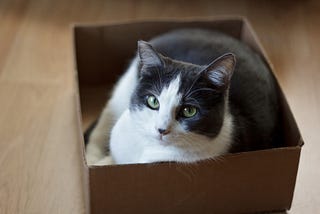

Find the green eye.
xmin=146 ymin=95 xmax=159 ymax=109
xmin=182 ymin=106 xmax=197 ymax=118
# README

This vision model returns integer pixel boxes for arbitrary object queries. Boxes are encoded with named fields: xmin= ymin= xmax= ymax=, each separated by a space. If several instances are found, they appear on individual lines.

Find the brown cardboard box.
xmin=73 ymin=17 xmax=303 ymax=214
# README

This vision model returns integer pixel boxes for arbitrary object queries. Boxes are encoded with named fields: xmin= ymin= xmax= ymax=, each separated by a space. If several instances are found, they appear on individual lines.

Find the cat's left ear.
xmin=202 ymin=53 xmax=236 ymax=90
xmin=137 ymin=40 xmax=163 ymax=68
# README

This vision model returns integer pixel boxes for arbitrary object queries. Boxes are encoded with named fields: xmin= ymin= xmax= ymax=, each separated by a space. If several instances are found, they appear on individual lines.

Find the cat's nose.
xmin=158 ymin=128 xmax=170 ymax=135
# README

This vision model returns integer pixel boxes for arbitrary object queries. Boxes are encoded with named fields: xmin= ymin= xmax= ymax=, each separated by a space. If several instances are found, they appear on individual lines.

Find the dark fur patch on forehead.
xmin=139 ymin=59 xmax=202 ymax=93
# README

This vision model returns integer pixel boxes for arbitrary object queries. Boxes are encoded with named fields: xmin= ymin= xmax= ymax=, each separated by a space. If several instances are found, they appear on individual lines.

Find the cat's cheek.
xmin=132 ymin=108 xmax=156 ymax=129
xmin=172 ymin=121 xmax=189 ymax=134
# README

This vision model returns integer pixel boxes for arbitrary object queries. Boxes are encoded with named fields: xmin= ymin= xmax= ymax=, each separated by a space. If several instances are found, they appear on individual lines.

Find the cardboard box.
xmin=73 ymin=18 xmax=303 ymax=214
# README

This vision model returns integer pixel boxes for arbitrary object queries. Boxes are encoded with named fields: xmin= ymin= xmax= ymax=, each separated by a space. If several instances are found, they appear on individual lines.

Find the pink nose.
xmin=158 ymin=128 xmax=170 ymax=135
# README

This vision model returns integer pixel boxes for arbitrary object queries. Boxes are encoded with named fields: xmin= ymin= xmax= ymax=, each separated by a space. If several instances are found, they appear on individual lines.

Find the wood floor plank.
xmin=0 ymin=0 xmax=30 ymax=74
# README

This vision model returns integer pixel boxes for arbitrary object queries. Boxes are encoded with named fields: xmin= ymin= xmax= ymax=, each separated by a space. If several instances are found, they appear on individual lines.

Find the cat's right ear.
xmin=138 ymin=40 xmax=163 ymax=69
xmin=202 ymin=53 xmax=236 ymax=91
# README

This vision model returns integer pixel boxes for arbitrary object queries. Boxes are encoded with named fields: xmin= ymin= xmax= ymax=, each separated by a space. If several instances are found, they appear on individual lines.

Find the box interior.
xmin=75 ymin=19 xmax=302 ymax=148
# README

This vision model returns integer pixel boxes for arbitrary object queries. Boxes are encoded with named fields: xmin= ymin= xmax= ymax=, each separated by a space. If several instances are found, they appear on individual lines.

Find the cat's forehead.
xmin=158 ymin=75 xmax=182 ymax=108
xmin=159 ymin=75 xmax=181 ymax=97
xmin=164 ymin=60 xmax=202 ymax=75
xmin=159 ymin=61 xmax=202 ymax=86
xmin=138 ymin=59 xmax=208 ymax=99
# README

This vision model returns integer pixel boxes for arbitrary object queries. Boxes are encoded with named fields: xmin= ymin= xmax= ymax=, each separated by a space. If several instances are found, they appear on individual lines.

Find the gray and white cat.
xmin=85 ymin=29 xmax=280 ymax=165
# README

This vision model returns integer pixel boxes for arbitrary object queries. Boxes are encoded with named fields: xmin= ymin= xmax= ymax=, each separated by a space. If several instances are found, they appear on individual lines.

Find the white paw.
xmin=86 ymin=153 xmax=101 ymax=165
xmin=93 ymin=156 xmax=114 ymax=166
xmin=85 ymin=144 xmax=105 ymax=165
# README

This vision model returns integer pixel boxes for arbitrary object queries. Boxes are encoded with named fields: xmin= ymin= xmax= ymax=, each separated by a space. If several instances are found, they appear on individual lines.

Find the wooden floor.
xmin=0 ymin=0 xmax=319 ymax=213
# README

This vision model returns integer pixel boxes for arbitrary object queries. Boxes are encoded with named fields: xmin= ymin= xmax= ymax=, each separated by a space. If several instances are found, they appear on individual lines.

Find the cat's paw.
xmin=138 ymin=149 xmax=176 ymax=164
xmin=94 ymin=156 xmax=114 ymax=166
xmin=85 ymin=153 xmax=100 ymax=165
xmin=85 ymin=144 xmax=105 ymax=165
xmin=138 ymin=156 xmax=163 ymax=164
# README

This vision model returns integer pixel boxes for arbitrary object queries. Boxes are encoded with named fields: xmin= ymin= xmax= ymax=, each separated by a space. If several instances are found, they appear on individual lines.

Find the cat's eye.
xmin=146 ymin=95 xmax=160 ymax=110
xmin=181 ymin=106 xmax=197 ymax=118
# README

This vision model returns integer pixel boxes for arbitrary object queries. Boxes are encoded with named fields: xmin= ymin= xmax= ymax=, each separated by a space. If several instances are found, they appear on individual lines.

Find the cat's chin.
xmin=153 ymin=136 xmax=170 ymax=146
xmin=157 ymin=139 xmax=171 ymax=146
xmin=150 ymin=134 xmax=173 ymax=146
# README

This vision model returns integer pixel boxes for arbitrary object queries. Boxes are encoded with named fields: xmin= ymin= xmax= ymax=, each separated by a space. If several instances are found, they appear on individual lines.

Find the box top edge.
xmin=72 ymin=16 xmax=246 ymax=29
xmin=88 ymin=145 xmax=301 ymax=169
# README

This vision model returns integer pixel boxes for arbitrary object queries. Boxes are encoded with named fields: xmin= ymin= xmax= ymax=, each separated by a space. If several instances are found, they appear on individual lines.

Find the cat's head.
xmin=130 ymin=41 xmax=235 ymax=156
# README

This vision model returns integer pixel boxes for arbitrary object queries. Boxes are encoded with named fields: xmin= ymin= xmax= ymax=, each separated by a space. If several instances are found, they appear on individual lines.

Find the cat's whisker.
xmin=186 ymin=87 xmax=217 ymax=98
xmin=184 ymin=97 xmax=200 ymax=107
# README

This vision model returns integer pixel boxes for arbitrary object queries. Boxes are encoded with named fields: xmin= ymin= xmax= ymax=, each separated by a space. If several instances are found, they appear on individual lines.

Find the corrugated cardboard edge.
xmin=71 ymin=15 xmax=247 ymax=28
xmin=72 ymin=24 xmax=90 ymax=214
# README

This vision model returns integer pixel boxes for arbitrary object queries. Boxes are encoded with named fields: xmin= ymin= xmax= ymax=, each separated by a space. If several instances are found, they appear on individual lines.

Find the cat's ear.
xmin=202 ymin=53 xmax=236 ymax=90
xmin=138 ymin=40 xmax=163 ymax=68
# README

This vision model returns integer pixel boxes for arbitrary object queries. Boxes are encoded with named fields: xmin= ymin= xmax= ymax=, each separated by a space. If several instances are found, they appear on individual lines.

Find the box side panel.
xmin=275 ymin=81 xmax=303 ymax=147
xmin=89 ymin=148 xmax=300 ymax=214
xmin=241 ymin=21 xmax=303 ymax=147
xmin=240 ymin=19 xmax=262 ymax=55
xmin=74 ymin=27 xmax=106 ymax=85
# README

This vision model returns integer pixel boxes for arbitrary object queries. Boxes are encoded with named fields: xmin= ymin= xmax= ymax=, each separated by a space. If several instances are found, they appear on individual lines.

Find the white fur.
xmin=85 ymin=58 xmax=138 ymax=165
xmin=156 ymin=76 xmax=182 ymax=132
xmin=110 ymin=75 xmax=234 ymax=164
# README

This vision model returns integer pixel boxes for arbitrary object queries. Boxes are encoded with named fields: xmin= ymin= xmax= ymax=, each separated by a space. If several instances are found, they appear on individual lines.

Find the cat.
xmin=85 ymin=29 xmax=281 ymax=165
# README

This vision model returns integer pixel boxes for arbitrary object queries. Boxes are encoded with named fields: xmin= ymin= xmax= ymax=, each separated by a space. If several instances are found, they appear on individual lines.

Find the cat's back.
xmin=149 ymin=29 xmax=257 ymax=66
xmin=149 ymin=29 xmax=281 ymax=151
